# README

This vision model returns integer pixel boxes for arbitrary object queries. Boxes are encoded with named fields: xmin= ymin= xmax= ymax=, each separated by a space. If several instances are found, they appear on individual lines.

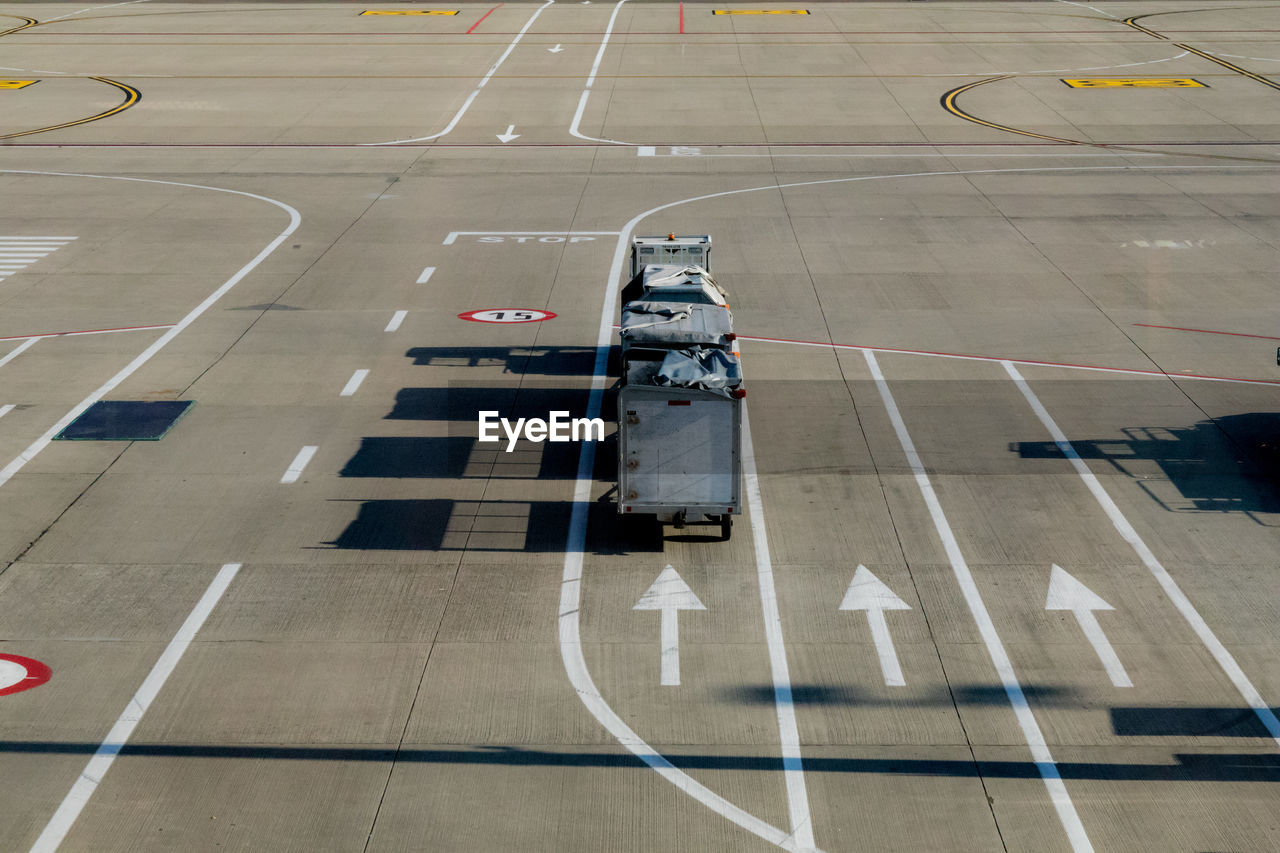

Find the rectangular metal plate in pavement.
xmin=54 ymin=400 xmax=195 ymax=441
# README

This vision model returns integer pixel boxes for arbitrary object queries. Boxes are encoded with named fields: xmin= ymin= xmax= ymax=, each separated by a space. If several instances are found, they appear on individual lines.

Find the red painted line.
xmin=679 ymin=3 xmax=685 ymax=35
xmin=1133 ymin=322 xmax=1280 ymax=342
xmin=467 ymin=4 xmax=502 ymax=35
xmin=731 ymin=333 xmax=1280 ymax=387
xmin=0 ymin=323 xmax=173 ymax=342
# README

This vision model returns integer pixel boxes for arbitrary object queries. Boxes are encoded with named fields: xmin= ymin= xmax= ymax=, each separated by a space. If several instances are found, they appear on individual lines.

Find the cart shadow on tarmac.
xmin=0 ymin=741 xmax=1275 ymax=783
xmin=317 ymin=343 xmax=698 ymax=554
xmin=1013 ymin=412 xmax=1280 ymax=524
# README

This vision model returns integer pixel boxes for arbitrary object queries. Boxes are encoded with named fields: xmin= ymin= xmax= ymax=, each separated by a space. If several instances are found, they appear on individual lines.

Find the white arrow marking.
xmin=840 ymin=565 xmax=911 ymax=686
xmin=634 ymin=566 xmax=705 ymax=686
xmin=1045 ymin=565 xmax=1132 ymax=688
xmin=548 ymin=43 xmax=564 ymax=53
xmin=496 ymin=124 xmax=520 ymax=143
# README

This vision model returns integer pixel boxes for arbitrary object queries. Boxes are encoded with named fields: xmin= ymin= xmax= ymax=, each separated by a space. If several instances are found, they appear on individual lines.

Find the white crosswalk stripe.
xmin=0 ymin=236 xmax=75 ymax=280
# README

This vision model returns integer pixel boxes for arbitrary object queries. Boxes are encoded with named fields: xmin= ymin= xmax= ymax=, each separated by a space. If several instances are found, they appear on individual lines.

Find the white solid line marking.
xmin=0 ymin=236 xmax=77 ymax=240
xmin=1004 ymin=361 xmax=1280 ymax=744
xmin=28 ymin=561 xmax=239 ymax=853
xmin=340 ymin=369 xmax=369 ymax=397
xmin=741 ymin=405 xmax=817 ymax=850
xmin=441 ymin=230 xmax=620 ymax=245
xmin=638 ymin=151 xmax=1162 ymax=159
xmin=0 ymin=169 xmax=300 ymax=494
xmin=416 ymin=265 xmax=435 ymax=284
xmin=0 ymin=405 xmax=14 ymax=419
xmin=384 ymin=310 xmax=407 ymax=332
xmin=364 ymin=0 xmax=554 ymax=146
xmin=280 ymin=446 xmax=317 ymax=484
xmin=559 ymin=211 xmax=817 ymax=851
xmin=1045 ymin=565 xmax=1132 ymax=688
xmin=865 ymin=351 xmax=1093 ymax=853
xmin=0 ymin=338 xmax=38 ymax=369
xmin=570 ymin=0 xmax=634 ymax=145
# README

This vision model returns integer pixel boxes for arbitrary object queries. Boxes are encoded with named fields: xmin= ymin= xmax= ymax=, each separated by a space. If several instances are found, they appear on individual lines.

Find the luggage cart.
xmin=617 ymin=346 xmax=743 ymax=540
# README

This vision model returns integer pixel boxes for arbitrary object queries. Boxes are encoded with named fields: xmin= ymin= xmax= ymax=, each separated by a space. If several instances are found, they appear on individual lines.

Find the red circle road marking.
xmin=458 ymin=309 xmax=557 ymax=324
xmin=0 ymin=653 xmax=51 ymax=697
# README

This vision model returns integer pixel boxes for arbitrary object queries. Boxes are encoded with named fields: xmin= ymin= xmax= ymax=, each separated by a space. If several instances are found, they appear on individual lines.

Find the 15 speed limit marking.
xmin=459 ymin=309 xmax=556 ymax=324
xmin=0 ymin=653 xmax=51 ymax=697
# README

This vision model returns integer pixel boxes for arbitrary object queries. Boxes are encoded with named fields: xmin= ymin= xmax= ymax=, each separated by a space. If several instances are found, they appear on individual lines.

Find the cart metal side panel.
xmin=619 ymin=389 xmax=739 ymax=511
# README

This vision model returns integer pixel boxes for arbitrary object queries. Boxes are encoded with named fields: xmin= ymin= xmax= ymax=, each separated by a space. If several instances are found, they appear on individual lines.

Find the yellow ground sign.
xmin=0 ymin=80 xmax=37 ymax=90
xmin=712 ymin=10 xmax=810 ymax=14
xmin=1062 ymin=78 xmax=1206 ymax=88
xmin=360 ymin=9 xmax=459 ymax=15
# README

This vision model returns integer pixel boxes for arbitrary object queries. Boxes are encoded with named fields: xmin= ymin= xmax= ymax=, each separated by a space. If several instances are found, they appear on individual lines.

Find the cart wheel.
xmin=720 ymin=515 xmax=732 ymax=541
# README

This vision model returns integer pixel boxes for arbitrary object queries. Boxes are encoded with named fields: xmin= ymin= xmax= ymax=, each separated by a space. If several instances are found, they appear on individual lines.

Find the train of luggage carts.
xmin=616 ymin=234 xmax=743 ymax=541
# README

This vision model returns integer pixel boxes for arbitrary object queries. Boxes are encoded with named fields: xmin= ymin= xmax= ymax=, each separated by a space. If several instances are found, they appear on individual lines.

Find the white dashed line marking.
xmin=384 ymin=310 xmax=407 ymax=332
xmin=280 ymin=445 xmax=318 ymax=484
xmin=340 ymin=369 xmax=369 ymax=397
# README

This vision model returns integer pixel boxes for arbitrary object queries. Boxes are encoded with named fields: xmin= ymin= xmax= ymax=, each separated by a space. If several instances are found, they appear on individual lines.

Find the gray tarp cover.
xmin=619 ymin=301 xmax=734 ymax=346
xmin=654 ymin=348 xmax=742 ymax=397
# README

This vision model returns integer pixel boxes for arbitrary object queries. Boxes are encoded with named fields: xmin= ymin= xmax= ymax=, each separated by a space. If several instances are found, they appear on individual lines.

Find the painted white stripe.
xmin=1003 ymin=361 xmax=1280 ymax=744
xmin=0 ymin=405 xmax=14 ymax=419
xmin=416 ymin=265 xmax=436 ymax=284
xmin=659 ymin=609 xmax=681 ymax=686
xmin=1077 ymin=609 xmax=1132 ymax=688
xmin=0 ymin=237 xmax=77 ymax=241
xmin=280 ymin=445 xmax=317 ymax=484
xmin=44 ymin=0 xmax=151 ymax=24
xmin=741 ymin=404 xmax=816 ymax=849
xmin=0 ymin=338 xmax=38 ymax=369
xmin=569 ymin=0 xmax=634 ymax=145
xmin=28 ymin=561 xmax=239 ymax=853
xmin=638 ymin=151 xmax=1162 ymax=160
xmin=384 ymin=310 xmax=407 ymax=333
xmin=865 ymin=351 xmax=1093 ymax=852
xmin=442 ymin=230 xmax=620 ymax=245
xmin=364 ymin=0 xmax=555 ymax=146
xmin=340 ymin=369 xmax=369 ymax=397
xmin=866 ymin=610 xmax=906 ymax=686
xmin=0 ymin=169 xmax=301 ymax=494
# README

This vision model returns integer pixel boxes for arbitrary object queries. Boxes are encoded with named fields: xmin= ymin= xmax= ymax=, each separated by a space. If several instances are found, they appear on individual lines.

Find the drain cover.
xmin=54 ymin=400 xmax=194 ymax=441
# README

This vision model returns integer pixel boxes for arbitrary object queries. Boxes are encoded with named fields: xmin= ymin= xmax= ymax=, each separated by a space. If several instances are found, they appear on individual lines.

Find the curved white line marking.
xmin=569 ymin=0 xmax=633 ymax=144
xmin=569 ymin=0 xmax=1185 ymax=147
xmin=363 ymin=0 xmax=554 ymax=146
xmin=1205 ymin=49 xmax=1280 ymax=63
xmin=44 ymin=0 xmax=151 ymax=23
xmin=560 ymin=162 xmax=1278 ymax=848
xmin=1051 ymin=0 xmax=1117 ymax=19
xmin=0 ymin=169 xmax=301 ymax=492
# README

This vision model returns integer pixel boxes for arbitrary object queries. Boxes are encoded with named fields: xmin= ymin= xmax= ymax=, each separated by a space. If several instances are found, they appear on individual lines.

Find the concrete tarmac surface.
xmin=1 ymin=1 xmax=1279 ymax=851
